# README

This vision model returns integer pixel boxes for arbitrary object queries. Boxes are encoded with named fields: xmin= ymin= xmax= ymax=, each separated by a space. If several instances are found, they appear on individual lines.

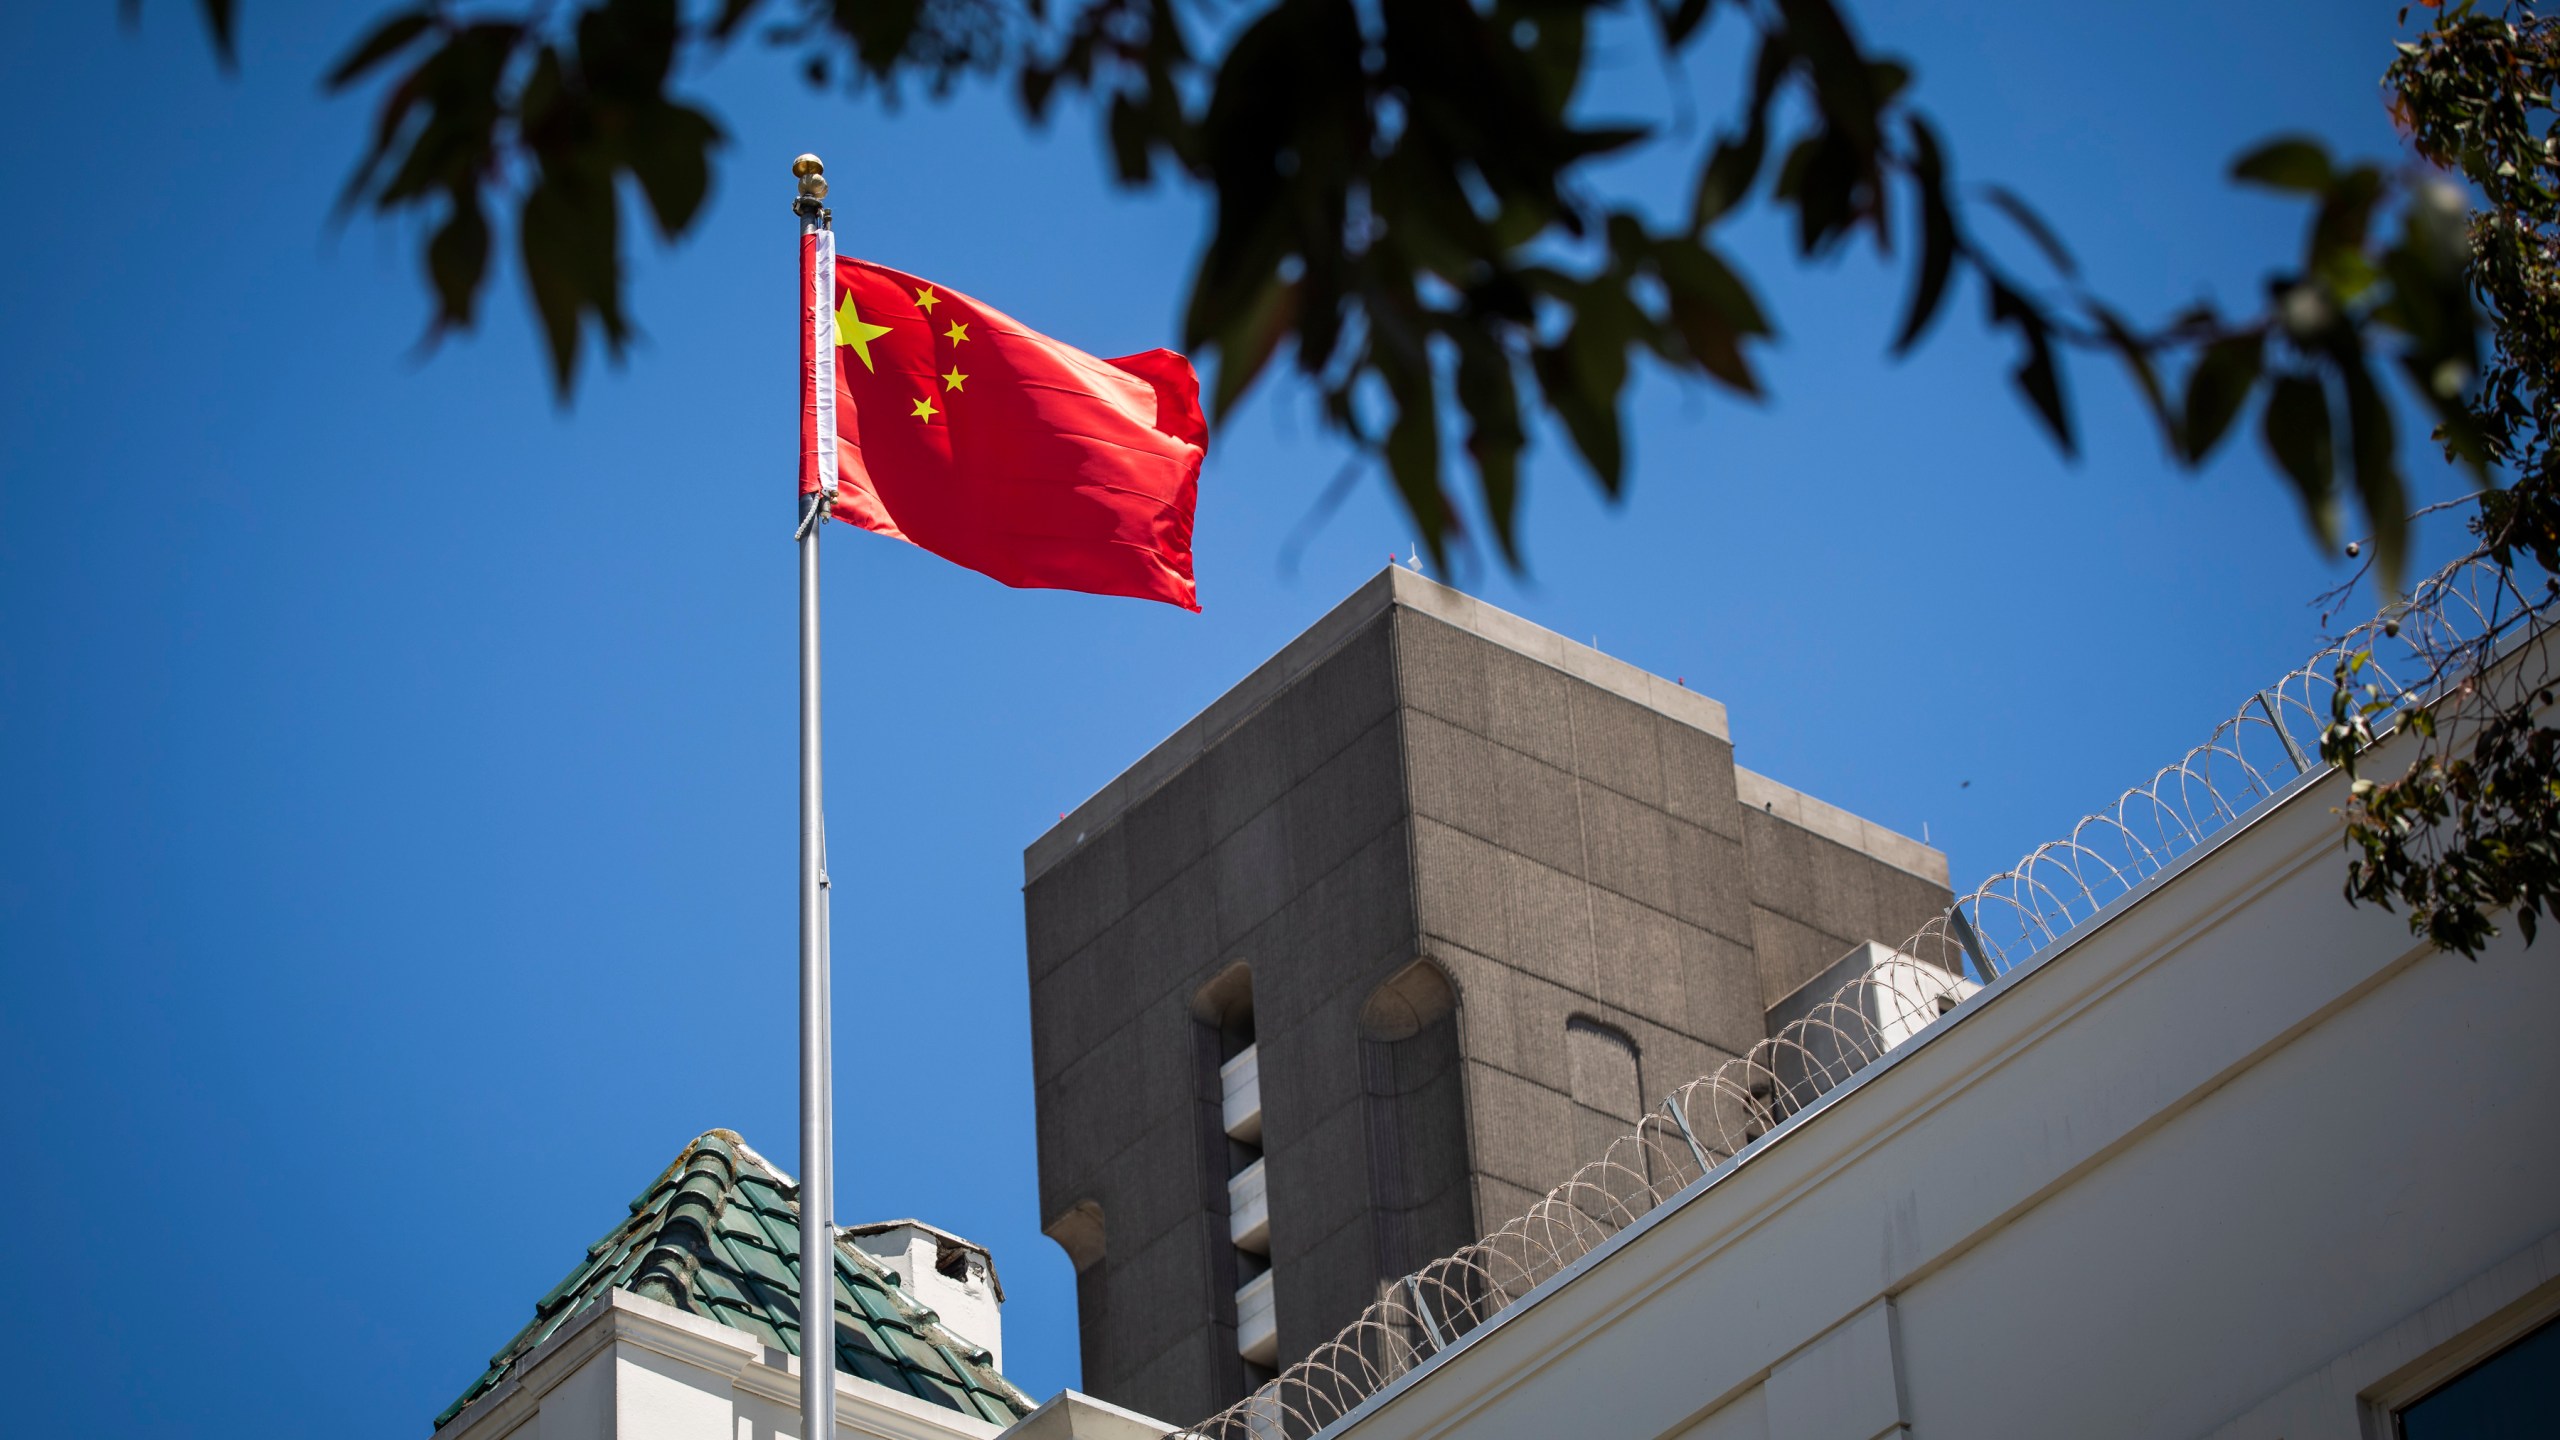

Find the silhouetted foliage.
xmin=2322 ymin=2 xmax=2560 ymax=957
xmin=125 ymin=0 xmax=2560 ymax=950
xmin=125 ymin=0 xmax=2492 ymax=576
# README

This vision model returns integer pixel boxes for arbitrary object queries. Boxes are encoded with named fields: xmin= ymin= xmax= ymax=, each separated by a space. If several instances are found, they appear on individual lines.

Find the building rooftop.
xmin=433 ymin=1129 xmax=1034 ymax=1433
xmin=1024 ymin=565 xmax=1943 ymax=886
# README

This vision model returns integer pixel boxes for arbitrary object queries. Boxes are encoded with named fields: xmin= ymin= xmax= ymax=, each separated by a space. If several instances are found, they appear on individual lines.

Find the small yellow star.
xmin=914 ymin=286 xmax=939 ymax=313
xmin=911 ymin=395 xmax=938 ymax=422
xmin=944 ymin=321 xmax=970 ymax=345
xmin=942 ymin=367 xmax=968 ymax=392
xmin=835 ymin=293 xmax=893 ymax=373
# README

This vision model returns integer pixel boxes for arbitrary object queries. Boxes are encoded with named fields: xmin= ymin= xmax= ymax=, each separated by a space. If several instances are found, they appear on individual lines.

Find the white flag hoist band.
xmin=797 ymin=156 xmax=839 ymax=543
xmin=791 ymin=151 xmax=838 ymax=1440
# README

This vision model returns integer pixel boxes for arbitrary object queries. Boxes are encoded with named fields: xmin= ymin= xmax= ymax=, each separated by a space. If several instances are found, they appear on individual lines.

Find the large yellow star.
xmin=914 ymin=286 xmax=940 ymax=313
xmin=944 ymin=321 xmax=970 ymax=345
xmin=911 ymin=396 xmax=938 ymax=422
xmin=835 ymin=292 xmax=894 ymax=372
xmin=942 ymin=367 xmax=968 ymax=392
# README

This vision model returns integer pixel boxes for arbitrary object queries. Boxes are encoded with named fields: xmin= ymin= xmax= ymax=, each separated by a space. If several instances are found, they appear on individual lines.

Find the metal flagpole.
xmin=792 ymin=152 xmax=838 ymax=1440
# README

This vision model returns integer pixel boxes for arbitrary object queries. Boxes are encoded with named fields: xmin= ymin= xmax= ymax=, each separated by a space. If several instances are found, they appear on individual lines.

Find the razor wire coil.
xmin=1178 ymin=544 xmax=2558 ymax=1440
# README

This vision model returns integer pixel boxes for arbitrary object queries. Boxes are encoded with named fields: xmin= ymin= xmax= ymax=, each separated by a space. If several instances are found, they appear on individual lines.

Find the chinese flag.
xmin=809 ymin=257 xmax=1205 ymax=611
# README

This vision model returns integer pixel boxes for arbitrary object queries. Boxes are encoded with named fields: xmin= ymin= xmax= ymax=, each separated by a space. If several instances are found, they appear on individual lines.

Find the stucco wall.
xmin=436 ymin=1290 xmax=1006 ymax=1440
xmin=1323 ymin=752 xmax=2560 ymax=1440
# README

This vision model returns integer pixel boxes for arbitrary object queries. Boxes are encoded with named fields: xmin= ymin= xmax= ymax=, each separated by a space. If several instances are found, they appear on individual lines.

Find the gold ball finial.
xmin=793 ymin=153 xmax=828 ymax=201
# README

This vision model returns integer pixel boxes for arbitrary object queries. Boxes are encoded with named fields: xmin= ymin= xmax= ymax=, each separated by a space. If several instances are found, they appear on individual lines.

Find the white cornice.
xmin=436 ymin=1288 xmax=1001 ymax=1440
xmin=736 ymin=1347 xmax=1006 ymax=1440
xmin=434 ymin=1287 xmax=631 ymax=1440
xmin=602 ymin=1289 xmax=763 ymax=1375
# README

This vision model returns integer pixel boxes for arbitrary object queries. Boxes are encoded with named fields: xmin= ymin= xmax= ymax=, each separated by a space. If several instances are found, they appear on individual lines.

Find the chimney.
xmin=843 ymin=1220 xmax=1005 ymax=1368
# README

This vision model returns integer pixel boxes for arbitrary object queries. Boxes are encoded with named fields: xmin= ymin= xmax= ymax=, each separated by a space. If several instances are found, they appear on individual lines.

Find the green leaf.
xmin=710 ymin=0 xmax=762 ymax=41
xmin=199 ymin=0 xmax=238 ymax=69
xmin=1107 ymin=90 xmax=1154 ymax=183
xmin=2261 ymin=371 xmax=2337 ymax=546
xmin=1979 ymin=184 xmax=2076 ymax=277
xmin=2337 ymin=347 xmax=2407 ymax=594
xmin=1775 ymin=131 xmax=1864 ymax=256
xmin=518 ymin=161 xmax=628 ymax=398
xmin=1773 ymin=0 xmax=1882 ymax=152
xmin=1691 ymin=128 xmax=1763 ymax=233
xmin=1380 ymin=354 xmax=1449 ymax=567
xmin=2182 ymin=330 xmax=2265 ymax=463
xmin=2091 ymin=304 xmax=2178 ymax=452
xmin=1654 ymin=238 xmax=1769 ymax=394
xmin=1663 ymin=289 xmax=1759 ymax=396
xmin=424 ymin=189 xmax=491 ymax=334
xmin=520 ymin=180 xmax=586 ymax=397
xmin=1512 ymin=0 xmax=1588 ymax=115
xmin=2311 ymin=164 xmax=2385 ymax=261
xmin=1892 ymin=116 xmax=1956 ymax=354
xmin=1657 ymin=0 xmax=1716 ymax=48
xmin=1532 ymin=306 xmax=1632 ymax=495
xmin=1692 ymin=32 xmax=1785 ymax=232
xmin=2231 ymin=135 xmax=2335 ymax=193
xmin=1019 ymin=62 xmax=1058 ymax=120
xmin=1207 ymin=273 xmax=1299 ymax=420
xmin=1987 ymin=279 xmax=2073 ymax=456
xmin=1653 ymin=237 xmax=1771 ymax=335
xmin=1565 ymin=125 xmax=1652 ymax=162
xmin=624 ymin=104 xmax=723 ymax=239
xmin=326 ymin=10 xmax=435 ymax=91
xmin=1452 ymin=331 xmax=1526 ymax=566
xmin=2013 ymin=339 xmax=2072 ymax=457
xmin=1867 ymin=58 xmax=1911 ymax=107
xmin=2397 ymin=350 xmax=2492 ymax=473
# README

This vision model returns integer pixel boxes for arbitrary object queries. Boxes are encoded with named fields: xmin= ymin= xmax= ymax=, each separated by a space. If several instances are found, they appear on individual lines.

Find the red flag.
xmin=806 ymin=257 xmax=1206 ymax=610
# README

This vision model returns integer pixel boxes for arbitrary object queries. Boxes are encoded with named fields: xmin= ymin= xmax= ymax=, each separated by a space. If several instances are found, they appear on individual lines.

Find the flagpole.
xmin=792 ymin=152 xmax=838 ymax=1440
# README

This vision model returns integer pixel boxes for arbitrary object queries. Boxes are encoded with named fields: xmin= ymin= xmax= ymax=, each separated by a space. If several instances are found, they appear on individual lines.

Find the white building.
xmin=1174 ymin=631 xmax=2560 ymax=1440
xmin=429 ymin=1131 xmax=1038 ymax=1440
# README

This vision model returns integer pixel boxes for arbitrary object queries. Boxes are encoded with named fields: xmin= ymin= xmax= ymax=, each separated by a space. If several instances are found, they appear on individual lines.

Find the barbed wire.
xmin=1178 ymin=543 xmax=2560 ymax=1440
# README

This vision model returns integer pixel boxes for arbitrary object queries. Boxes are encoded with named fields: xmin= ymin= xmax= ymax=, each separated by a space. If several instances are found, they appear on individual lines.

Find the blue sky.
xmin=0 ymin=1 xmax=2480 ymax=1433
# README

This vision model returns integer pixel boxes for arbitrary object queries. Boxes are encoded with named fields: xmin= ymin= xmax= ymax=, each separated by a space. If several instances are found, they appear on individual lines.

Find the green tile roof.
xmin=434 ymin=1129 xmax=1036 ymax=1433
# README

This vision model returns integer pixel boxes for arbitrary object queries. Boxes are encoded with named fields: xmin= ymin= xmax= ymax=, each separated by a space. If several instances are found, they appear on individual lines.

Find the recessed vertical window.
xmin=1194 ymin=962 xmax=1275 ymax=1393
xmin=1359 ymin=961 xmax=1466 ymax=1282
xmin=2398 ymin=1314 xmax=2560 ymax=1438
xmin=1565 ymin=1017 xmax=1643 ymax=1179
xmin=1566 ymin=1017 xmax=1642 ymax=1124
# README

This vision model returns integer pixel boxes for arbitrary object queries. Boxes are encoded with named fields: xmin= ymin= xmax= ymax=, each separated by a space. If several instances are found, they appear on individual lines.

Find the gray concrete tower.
xmin=1022 ymin=569 xmax=1951 ymax=1423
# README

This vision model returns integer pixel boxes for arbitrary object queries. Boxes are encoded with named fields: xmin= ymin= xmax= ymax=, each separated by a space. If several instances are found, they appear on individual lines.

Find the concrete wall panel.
xmin=1028 ymin=579 xmax=1946 ymax=1421
xmin=1661 ymin=723 xmax=1743 ymax=839
xmin=1025 ymin=825 xmax=1127 ymax=983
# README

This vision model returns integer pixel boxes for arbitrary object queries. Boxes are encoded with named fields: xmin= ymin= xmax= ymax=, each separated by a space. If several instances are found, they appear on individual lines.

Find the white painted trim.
xmin=2201 ymin=1226 xmax=2560 ymax=1440
xmin=435 ymin=1288 xmax=1007 ymax=1440
xmin=737 ymin=1347 xmax=1008 ymax=1440
xmin=1301 ymin=739 xmax=2433 ymax=1440
xmin=1765 ymin=1299 xmax=1905 ymax=1440
xmin=432 ymin=1284 xmax=635 ymax=1440
xmin=1292 ymin=752 xmax=2335 ymax=1440
xmin=1001 ymin=1389 xmax=1183 ymax=1440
